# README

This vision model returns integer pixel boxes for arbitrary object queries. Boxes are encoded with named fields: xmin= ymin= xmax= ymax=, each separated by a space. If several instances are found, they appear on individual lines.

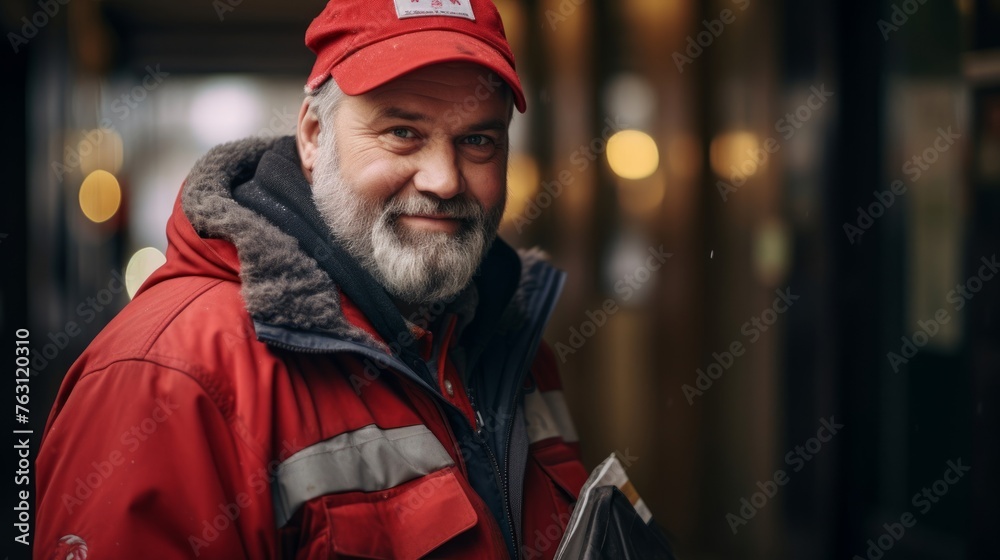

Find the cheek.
xmin=340 ymin=149 xmax=413 ymax=201
xmin=464 ymin=165 xmax=507 ymax=210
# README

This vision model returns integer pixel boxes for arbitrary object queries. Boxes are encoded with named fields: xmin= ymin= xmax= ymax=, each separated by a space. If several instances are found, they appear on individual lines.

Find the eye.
xmin=391 ymin=128 xmax=416 ymax=139
xmin=462 ymin=134 xmax=493 ymax=147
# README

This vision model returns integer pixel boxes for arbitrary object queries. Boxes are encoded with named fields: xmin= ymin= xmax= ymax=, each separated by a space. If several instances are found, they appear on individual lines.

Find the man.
xmin=36 ymin=1 xmax=587 ymax=558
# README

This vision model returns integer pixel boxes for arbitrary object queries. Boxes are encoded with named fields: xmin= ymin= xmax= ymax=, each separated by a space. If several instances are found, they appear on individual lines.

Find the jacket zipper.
xmin=481 ymin=441 xmax=516 ymax=560
xmin=468 ymin=383 xmax=520 ymax=560
xmin=428 ymin=394 xmax=509 ymax=559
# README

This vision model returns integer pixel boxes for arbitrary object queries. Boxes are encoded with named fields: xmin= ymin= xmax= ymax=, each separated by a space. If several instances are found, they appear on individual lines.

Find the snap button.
xmin=444 ymin=379 xmax=455 ymax=397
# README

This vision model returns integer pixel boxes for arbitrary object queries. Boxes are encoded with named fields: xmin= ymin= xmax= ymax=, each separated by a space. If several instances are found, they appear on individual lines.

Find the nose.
xmin=412 ymin=141 xmax=463 ymax=200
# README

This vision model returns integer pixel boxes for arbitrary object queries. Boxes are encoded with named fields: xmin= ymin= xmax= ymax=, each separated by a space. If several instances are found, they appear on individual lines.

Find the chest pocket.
xmin=273 ymin=424 xmax=479 ymax=559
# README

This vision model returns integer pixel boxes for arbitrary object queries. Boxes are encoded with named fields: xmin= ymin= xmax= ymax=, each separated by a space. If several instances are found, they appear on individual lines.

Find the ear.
xmin=296 ymin=96 xmax=321 ymax=184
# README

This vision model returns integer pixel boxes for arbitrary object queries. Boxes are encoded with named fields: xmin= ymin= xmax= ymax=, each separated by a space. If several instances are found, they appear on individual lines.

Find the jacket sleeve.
xmin=36 ymin=360 xmax=274 ymax=559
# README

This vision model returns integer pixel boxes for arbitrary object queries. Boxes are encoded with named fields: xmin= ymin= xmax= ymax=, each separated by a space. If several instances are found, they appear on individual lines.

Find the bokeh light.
xmin=603 ymin=74 xmax=657 ymax=129
xmin=710 ymin=131 xmax=762 ymax=179
xmin=188 ymin=79 xmax=265 ymax=147
xmin=753 ymin=219 xmax=792 ymax=286
xmin=125 ymin=247 xmax=167 ymax=299
xmin=78 ymin=170 xmax=121 ymax=223
xmin=607 ymin=130 xmax=660 ymax=180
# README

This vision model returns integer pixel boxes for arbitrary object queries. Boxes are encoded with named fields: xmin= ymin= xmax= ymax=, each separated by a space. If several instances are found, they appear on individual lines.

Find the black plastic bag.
xmin=560 ymin=485 xmax=676 ymax=560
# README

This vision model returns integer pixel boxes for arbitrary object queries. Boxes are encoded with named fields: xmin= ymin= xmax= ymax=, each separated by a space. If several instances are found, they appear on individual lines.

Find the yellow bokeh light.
xmin=710 ymin=131 xmax=762 ymax=179
xmin=79 ymin=170 xmax=121 ymax=223
xmin=125 ymin=247 xmax=167 ymax=299
xmin=502 ymin=153 xmax=541 ymax=225
xmin=607 ymin=130 xmax=660 ymax=180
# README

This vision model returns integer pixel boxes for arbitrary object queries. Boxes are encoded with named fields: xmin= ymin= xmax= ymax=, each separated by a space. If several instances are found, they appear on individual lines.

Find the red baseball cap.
xmin=305 ymin=0 xmax=526 ymax=112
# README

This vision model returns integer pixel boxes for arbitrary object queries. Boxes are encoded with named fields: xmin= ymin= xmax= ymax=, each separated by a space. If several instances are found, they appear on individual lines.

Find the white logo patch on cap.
xmin=393 ymin=0 xmax=476 ymax=21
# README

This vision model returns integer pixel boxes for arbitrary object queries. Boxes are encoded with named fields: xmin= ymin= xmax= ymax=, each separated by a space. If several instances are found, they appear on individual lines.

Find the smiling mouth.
xmin=406 ymin=213 xmax=458 ymax=220
xmin=397 ymin=213 xmax=466 ymax=233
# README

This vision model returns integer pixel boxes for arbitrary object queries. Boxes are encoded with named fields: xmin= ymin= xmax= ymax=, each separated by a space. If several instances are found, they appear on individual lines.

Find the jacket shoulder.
xmin=65 ymin=276 xmax=254 ymax=412
xmin=36 ymin=355 xmax=275 ymax=559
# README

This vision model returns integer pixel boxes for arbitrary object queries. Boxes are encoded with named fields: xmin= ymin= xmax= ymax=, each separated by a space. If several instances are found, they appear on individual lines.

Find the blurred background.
xmin=2 ymin=0 xmax=998 ymax=558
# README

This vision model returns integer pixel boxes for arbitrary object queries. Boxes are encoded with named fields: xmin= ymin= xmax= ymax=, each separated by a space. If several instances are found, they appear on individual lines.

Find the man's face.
xmin=304 ymin=62 xmax=511 ymax=304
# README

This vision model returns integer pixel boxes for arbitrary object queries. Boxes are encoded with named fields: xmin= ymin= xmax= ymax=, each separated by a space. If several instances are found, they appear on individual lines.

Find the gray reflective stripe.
xmin=525 ymin=390 xmax=579 ymax=444
xmin=271 ymin=424 xmax=454 ymax=527
xmin=525 ymin=390 xmax=560 ymax=443
xmin=542 ymin=390 xmax=579 ymax=443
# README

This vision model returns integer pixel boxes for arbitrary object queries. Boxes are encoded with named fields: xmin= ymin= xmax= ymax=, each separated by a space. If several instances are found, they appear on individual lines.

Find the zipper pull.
xmin=476 ymin=410 xmax=485 ymax=434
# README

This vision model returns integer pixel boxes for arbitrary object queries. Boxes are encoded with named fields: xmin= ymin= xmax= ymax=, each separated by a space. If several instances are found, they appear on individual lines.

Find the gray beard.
xmin=310 ymin=136 xmax=504 ymax=305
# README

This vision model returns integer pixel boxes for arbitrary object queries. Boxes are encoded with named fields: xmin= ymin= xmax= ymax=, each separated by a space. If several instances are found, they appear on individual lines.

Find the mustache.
xmin=381 ymin=193 xmax=487 ymax=222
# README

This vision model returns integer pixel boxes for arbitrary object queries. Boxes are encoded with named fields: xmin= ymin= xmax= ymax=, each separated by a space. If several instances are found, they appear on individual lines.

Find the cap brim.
xmin=312 ymin=29 xmax=526 ymax=113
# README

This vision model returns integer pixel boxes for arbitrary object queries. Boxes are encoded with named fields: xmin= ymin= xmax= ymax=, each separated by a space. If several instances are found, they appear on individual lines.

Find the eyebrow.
xmin=460 ymin=118 xmax=508 ymax=135
xmin=372 ymin=106 xmax=508 ymax=135
xmin=374 ymin=106 xmax=430 ymax=122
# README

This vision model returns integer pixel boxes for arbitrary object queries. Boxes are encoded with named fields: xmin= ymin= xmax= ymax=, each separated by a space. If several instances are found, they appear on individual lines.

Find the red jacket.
xmin=36 ymin=137 xmax=588 ymax=559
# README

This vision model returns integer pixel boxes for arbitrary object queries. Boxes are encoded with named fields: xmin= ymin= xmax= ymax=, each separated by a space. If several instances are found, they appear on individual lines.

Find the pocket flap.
xmin=326 ymin=468 xmax=478 ymax=559
xmin=533 ymin=441 xmax=589 ymax=501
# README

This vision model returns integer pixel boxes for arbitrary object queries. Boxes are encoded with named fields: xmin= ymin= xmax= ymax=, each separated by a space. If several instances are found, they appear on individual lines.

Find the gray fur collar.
xmin=180 ymin=135 xmax=547 ymax=348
